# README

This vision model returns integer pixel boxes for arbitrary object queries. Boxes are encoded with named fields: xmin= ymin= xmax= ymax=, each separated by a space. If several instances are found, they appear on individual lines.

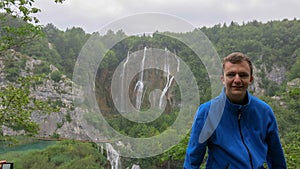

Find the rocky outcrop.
xmin=30 ymin=65 xmax=100 ymax=140
xmin=266 ymin=65 xmax=286 ymax=85
xmin=250 ymin=63 xmax=286 ymax=96
xmin=249 ymin=64 xmax=265 ymax=95
xmin=287 ymin=78 xmax=300 ymax=87
xmin=0 ymin=50 xmax=98 ymax=141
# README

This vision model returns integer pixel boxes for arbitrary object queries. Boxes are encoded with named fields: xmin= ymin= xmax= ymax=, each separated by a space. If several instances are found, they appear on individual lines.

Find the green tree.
xmin=0 ymin=0 xmax=65 ymax=51
xmin=0 ymin=76 xmax=59 ymax=144
xmin=287 ymin=51 xmax=300 ymax=80
xmin=50 ymin=70 xmax=62 ymax=82
xmin=0 ymin=0 xmax=65 ymax=145
xmin=1 ymin=140 xmax=108 ymax=169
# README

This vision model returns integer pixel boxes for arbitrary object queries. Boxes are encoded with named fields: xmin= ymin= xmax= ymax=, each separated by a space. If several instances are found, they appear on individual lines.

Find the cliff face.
xmin=0 ymin=50 xmax=97 ymax=140
xmin=30 ymin=77 xmax=88 ymax=140
xmin=95 ymin=68 xmax=177 ymax=115
xmin=1 ymin=49 xmax=178 ymax=140
xmin=266 ymin=65 xmax=286 ymax=85
xmin=250 ymin=63 xmax=286 ymax=96
xmin=95 ymin=48 xmax=180 ymax=115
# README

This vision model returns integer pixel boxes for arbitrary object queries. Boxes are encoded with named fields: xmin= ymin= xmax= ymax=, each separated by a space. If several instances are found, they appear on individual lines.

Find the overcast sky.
xmin=34 ymin=0 xmax=300 ymax=33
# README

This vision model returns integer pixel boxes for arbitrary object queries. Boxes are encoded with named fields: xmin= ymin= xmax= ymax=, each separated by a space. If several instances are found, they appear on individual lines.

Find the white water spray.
xmin=106 ymin=143 xmax=121 ymax=169
xmin=120 ymin=51 xmax=130 ymax=112
xmin=159 ymin=49 xmax=175 ymax=109
xmin=134 ymin=47 xmax=147 ymax=110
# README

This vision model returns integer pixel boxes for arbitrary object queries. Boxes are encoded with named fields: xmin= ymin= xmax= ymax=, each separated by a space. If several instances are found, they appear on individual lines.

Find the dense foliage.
xmin=0 ymin=0 xmax=65 ymax=51
xmin=0 ymin=73 xmax=59 ymax=145
xmin=0 ymin=0 xmax=65 ymax=148
xmin=0 ymin=139 xmax=108 ymax=169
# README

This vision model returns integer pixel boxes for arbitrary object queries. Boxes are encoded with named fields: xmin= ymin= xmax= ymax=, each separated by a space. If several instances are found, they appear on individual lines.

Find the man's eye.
xmin=226 ymin=73 xmax=235 ymax=77
xmin=239 ymin=73 xmax=249 ymax=78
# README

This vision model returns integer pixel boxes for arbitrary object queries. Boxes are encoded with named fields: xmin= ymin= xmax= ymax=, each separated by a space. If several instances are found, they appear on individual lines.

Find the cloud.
xmin=34 ymin=0 xmax=300 ymax=33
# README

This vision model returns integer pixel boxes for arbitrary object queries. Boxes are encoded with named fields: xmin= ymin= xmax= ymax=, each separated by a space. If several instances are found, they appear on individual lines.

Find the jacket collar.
xmin=221 ymin=87 xmax=251 ymax=113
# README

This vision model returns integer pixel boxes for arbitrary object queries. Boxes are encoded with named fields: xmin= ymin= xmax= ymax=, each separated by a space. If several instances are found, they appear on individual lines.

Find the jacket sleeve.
xmin=266 ymin=112 xmax=287 ymax=169
xmin=183 ymin=106 xmax=208 ymax=169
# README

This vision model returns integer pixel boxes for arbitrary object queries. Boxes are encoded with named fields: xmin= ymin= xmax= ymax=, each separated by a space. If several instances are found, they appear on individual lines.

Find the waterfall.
xmin=134 ymin=47 xmax=147 ymax=110
xmin=131 ymin=164 xmax=140 ymax=169
xmin=175 ymin=51 xmax=180 ymax=72
xmin=159 ymin=49 xmax=175 ymax=110
xmin=106 ymin=143 xmax=121 ymax=169
xmin=106 ymin=143 xmax=141 ymax=169
xmin=120 ymin=52 xmax=130 ymax=112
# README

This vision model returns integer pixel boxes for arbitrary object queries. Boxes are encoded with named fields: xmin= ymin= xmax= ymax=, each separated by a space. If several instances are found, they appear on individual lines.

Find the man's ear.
xmin=249 ymin=75 xmax=254 ymax=83
xmin=220 ymin=75 xmax=225 ymax=85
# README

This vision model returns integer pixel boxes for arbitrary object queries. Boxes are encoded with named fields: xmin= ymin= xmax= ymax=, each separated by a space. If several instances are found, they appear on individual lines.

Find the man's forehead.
xmin=224 ymin=61 xmax=251 ymax=71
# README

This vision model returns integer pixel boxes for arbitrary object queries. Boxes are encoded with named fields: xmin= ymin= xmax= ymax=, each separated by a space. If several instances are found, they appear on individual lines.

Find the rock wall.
xmin=0 ymin=50 xmax=98 ymax=140
xmin=250 ymin=63 xmax=286 ymax=96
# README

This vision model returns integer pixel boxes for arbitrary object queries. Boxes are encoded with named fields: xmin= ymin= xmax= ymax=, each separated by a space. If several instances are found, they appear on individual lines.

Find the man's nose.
xmin=233 ymin=74 xmax=241 ymax=83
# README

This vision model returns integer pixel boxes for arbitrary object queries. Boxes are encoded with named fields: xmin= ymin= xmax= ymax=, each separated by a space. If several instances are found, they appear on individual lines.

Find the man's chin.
xmin=231 ymin=89 xmax=246 ymax=95
xmin=227 ymin=90 xmax=247 ymax=103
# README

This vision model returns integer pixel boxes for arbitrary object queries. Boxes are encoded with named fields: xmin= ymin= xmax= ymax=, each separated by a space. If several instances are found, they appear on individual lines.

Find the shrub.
xmin=50 ymin=70 xmax=62 ymax=82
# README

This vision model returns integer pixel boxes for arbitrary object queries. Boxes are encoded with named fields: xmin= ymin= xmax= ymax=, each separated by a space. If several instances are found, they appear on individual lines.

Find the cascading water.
xmin=175 ymin=51 xmax=180 ymax=72
xmin=106 ymin=143 xmax=121 ymax=169
xmin=134 ymin=47 xmax=147 ymax=110
xmin=116 ymin=47 xmax=180 ymax=112
xmin=159 ymin=49 xmax=175 ymax=110
xmin=120 ymin=51 xmax=130 ymax=112
xmin=109 ymin=47 xmax=180 ymax=168
xmin=131 ymin=164 xmax=141 ymax=169
xmin=106 ymin=142 xmax=141 ymax=169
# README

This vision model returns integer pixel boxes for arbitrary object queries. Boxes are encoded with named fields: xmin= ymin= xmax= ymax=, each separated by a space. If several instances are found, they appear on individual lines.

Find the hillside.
xmin=0 ymin=49 xmax=104 ymax=141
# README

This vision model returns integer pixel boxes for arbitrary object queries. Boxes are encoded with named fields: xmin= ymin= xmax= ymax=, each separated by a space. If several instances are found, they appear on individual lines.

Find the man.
xmin=183 ymin=52 xmax=287 ymax=169
xmin=0 ymin=160 xmax=6 ymax=168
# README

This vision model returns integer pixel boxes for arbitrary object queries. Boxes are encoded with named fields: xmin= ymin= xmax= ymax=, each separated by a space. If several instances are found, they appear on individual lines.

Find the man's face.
xmin=221 ymin=61 xmax=253 ymax=104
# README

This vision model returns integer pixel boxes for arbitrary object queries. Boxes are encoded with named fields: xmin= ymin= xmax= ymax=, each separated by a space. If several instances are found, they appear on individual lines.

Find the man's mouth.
xmin=232 ymin=86 xmax=244 ymax=89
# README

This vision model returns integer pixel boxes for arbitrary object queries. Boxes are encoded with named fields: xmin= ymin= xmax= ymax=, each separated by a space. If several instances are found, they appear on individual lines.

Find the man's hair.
xmin=222 ymin=52 xmax=253 ymax=76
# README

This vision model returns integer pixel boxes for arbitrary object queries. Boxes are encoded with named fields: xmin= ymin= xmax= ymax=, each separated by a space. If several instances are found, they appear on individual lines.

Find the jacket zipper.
xmin=238 ymin=110 xmax=254 ymax=169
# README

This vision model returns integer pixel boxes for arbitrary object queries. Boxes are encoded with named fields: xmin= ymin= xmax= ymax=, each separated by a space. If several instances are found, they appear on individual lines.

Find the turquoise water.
xmin=0 ymin=140 xmax=56 ymax=154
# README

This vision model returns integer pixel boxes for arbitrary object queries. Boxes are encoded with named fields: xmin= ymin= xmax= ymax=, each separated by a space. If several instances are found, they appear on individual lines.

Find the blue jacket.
xmin=184 ymin=89 xmax=287 ymax=169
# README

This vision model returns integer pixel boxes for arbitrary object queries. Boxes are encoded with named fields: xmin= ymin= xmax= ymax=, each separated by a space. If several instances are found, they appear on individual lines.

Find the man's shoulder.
xmin=249 ymin=94 xmax=273 ymax=110
xmin=198 ymin=99 xmax=214 ymax=111
xmin=197 ymin=94 xmax=226 ymax=113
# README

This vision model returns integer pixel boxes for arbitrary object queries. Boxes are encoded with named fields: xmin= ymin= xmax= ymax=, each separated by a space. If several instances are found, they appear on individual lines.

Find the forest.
xmin=0 ymin=1 xmax=300 ymax=169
